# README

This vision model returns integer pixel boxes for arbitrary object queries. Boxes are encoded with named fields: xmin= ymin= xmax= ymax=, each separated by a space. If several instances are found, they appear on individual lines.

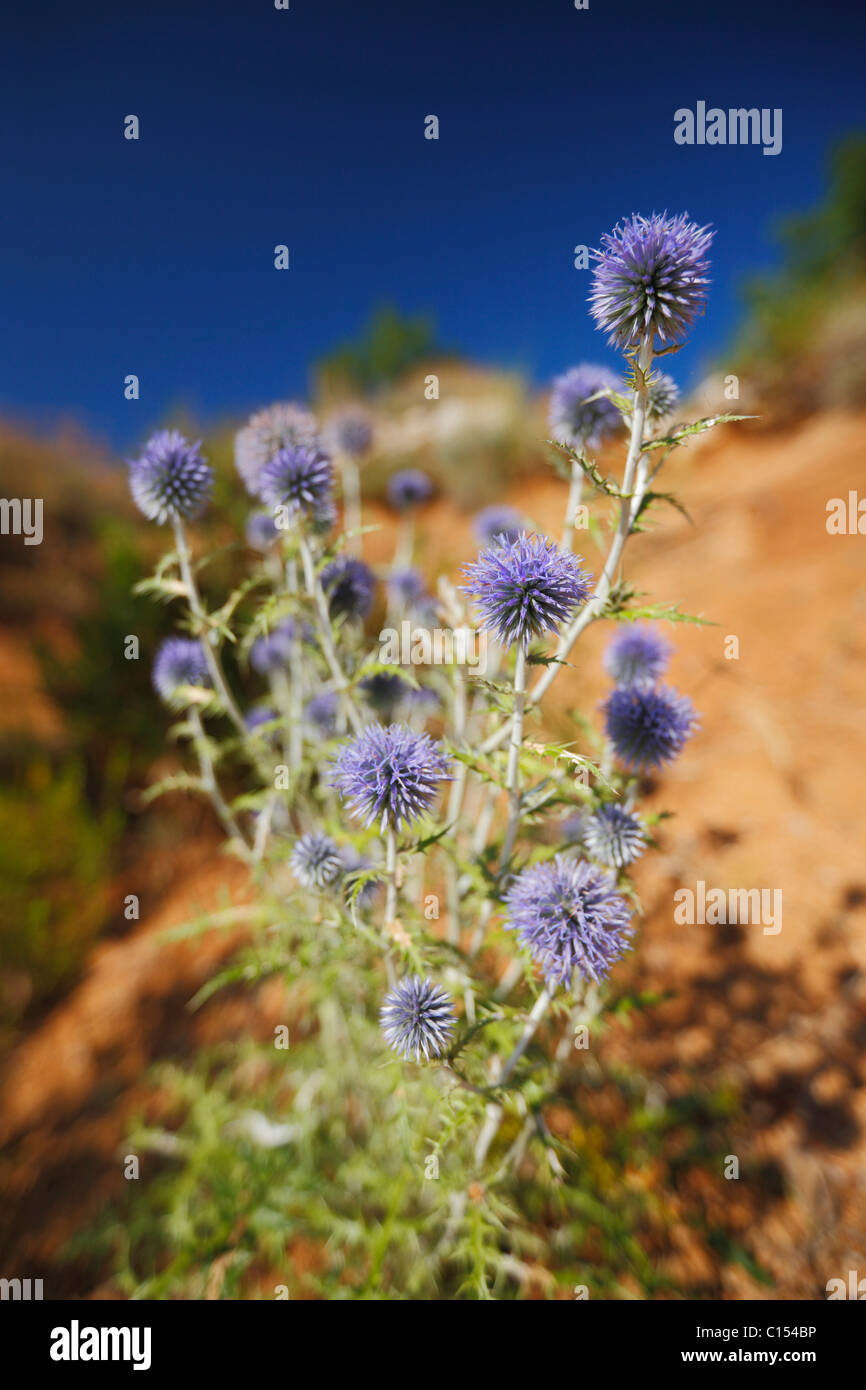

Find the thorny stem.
xmin=173 ymin=517 xmax=248 ymax=741
xmin=385 ymin=825 xmax=398 ymax=925
xmin=473 ymin=987 xmax=553 ymax=1168
xmin=189 ymin=706 xmax=252 ymax=862
xmin=560 ymin=457 xmax=585 ymax=553
xmin=499 ymin=643 xmax=527 ymax=869
xmin=477 ymin=337 xmax=655 ymax=757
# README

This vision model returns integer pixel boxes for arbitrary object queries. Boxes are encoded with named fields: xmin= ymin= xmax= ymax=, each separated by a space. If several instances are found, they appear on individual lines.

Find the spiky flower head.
xmin=473 ymin=504 xmax=525 ymax=548
xmin=380 ymin=976 xmax=456 ymax=1062
xmin=387 ymin=469 xmax=433 ymax=512
xmin=250 ymin=619 xmax=307 ymax=675
xmin=327 ymin=407 xmax=373 ymax=458
xmin=461 ymin=531 xmax=592 ymax=649
xmin=305 ymin=690 xmax=340 ymax=736
xmin=548 ymin=364 xmax=622 ymax=451
xmin=235 ymin=402 xmax=320 ymax=494
xmin=603 ymin=624 xmax=671 ymax=687
xmin=245 ymin=509 xmax=281 ymax=551
xmin=360 ymin=671 xmax=412 ymax=718
xmin=128 ymin=430 xmax=212 ymax=525
xmin=646 ymin=370 xmax=680 ymax=423
xmin=504 ymin=855 xmax=633 ymax=989
xmin=257 ymin=443 xmax=334 ymax=522
xmin=321 ymin=555 xmax=376 ymax=622
xmin=290 ymin=831 xmax=344 ymax=890
xmin=152 ymin=637 xmax=211 ymax=703
xmin=604 ymin=683 xmax=697 ymax=772
xmin=589 ymin=213 xmax=713 ymax=350
xmin=330 ymin=722 xmax=451 ymax=832
xmin=583 ymin=804 xmax=646 ymax=868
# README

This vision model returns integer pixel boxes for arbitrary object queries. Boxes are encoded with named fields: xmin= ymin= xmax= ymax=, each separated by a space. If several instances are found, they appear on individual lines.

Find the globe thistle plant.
xmin=387 ymin=469 xmax=433 ymax=512
xmin=321 ymin=555 xmax=376 ymax=622
xmin=129 ymin=430 xmax=213 ymax=525
xmin=290 ymin=831 xmax=344 ymax=890
xmin=305 ymin=690 xmax=340 ymax=737
xmin=583 ymin=803 xmax=646 ymax=868
xmin=152 ymin=636 xmax=212 ymax=703
xmin=646 ymin=370 xmax=680 ymax=423
xmin=462 ymin=532 xmax=592 ymax=650
xmin=330 ymin=723 xmax=450 ymax=832
xmin=589 ymin=212 xmax=713 ymax=350
xmin=380 ymin=976 xmax=455 ymax=1062
xmin=327 ymin=407 xmax=373 ymax=459
xmin=245 ymin=510 xmax=281 ymax=551
xmin=235 ymin=401 xmax=320 ymax=494
xmin=548 ymin=364 xmax=622 ymax=451
xmin=604 ymin=683 xmax=697 ymax=772
xmin=504 ymin=855 xmax=634 ymax=989
xmin=257 ymin=444 xmax=334 ymax=522
xmin=130 ymin=211 xmax=731 ymax=1265
xmin=603 ymin=624 xmax=672 ymax=687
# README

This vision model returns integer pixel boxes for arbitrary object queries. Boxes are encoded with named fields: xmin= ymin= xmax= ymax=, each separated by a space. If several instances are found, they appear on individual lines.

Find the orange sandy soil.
xmin=1 ymin=409 xmax=865 ymax=1298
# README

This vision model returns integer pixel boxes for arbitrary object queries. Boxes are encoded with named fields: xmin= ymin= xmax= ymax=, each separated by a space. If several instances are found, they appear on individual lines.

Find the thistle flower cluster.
xmin=387 ymin=469 xmax=433 ymax=511
xmin=462 ymin=531 xmax=592 ymax=649
xmin=129 ymin=430 xmax=213 ymax=525
xmin=330 ymin=722 xmax=450 ymax=832
xmin=235 ymin=402 xmax=320 ymax=494
xmin=137 ymin=207 xmax=716 ymax=1183
xmin=548 ymin=364 xmax=621 ymax=451
xmin=257 ymin=444 xmax=334 ymax=522
xmin=152 ymin=636 xmax=211 ymax=702
xmin=589 ymin=212 xmax=713 ymax=349
xmin=504 ymin=855 xmax=634 ymax=989
xmin=380 ymin=976 xmax=455 ymax=1062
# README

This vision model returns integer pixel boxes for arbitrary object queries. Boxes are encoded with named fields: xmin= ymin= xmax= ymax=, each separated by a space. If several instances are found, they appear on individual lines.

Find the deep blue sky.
xmin=1 ymin=0 xmax=864 ymax=452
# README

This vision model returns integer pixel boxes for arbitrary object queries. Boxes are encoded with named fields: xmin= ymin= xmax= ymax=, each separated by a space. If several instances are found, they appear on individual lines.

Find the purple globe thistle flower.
xmin=589 ymin=213 xmax=713 ymax=350
xmin=152 ymin=636 xmax=212 ymax=702
xmin=257 ymin=444 xmax=334 ymax=522
xmin=330 ymin=722 xmax=451 ymax=832
xmin=646 ymin=370 xmax=680 ymax=423
xmin=548 ymin=364 xmax=622 ymax=451
xmin=387 ymin=469 xmax=434 ymax=512
xmin=305 ymin=690 xmax=340 ymax=737
xmin=380 ymin=976 xmax=456 ymax=1063
xmin=359 ymin=670 xmax=412 ymax=718
xmin=250 ymin=619 xmax=306 ymax=675
xmin=461 ymin=532 xmax=592 ymax=650
xmin=583 ymin=803 xmax=646 ymax=868
xmin=504 ymin=855 xmax=633 ymax=989
xmin=559 ymin=810 xmax=587 ymax=844
xmin=321 ymin=555 xmax=376 ymax=622
xmin=327 ymin=407 xmax=373 ymax=459
xmin=290 ymin=831 xmax=344 ymax=890
xmin=604 ymin=683 xmax=697 ymax=772
xmin=473 ymin=504 xmax=525 ymax=548
xmin=235 ymin=402 xmax=320 ymax=494
xmin=245 ymin=705 xmax=278 ymax=736
xmin=128 ymin=430 xmax=213 ymax=525
xmin=245 ymin=509 xmax=281 ymax=551
xmin=603 ymin=624 xmax=672 ymax=687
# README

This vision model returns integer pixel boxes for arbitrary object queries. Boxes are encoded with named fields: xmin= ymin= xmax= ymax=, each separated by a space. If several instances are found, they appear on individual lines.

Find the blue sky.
xmin=1 ymin=0 xmax=864 ymax=451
